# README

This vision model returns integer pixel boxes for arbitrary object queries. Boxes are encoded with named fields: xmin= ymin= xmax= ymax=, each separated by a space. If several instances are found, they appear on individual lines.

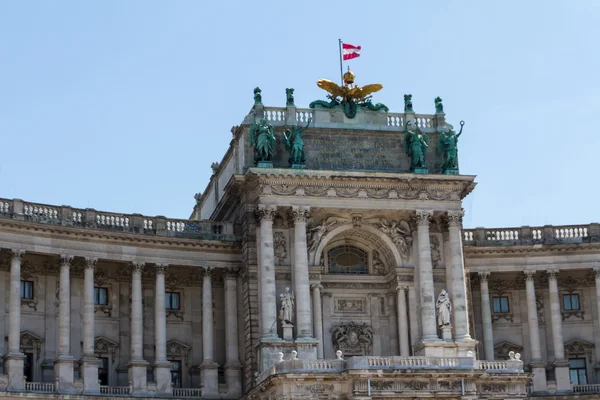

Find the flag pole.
xmin=338 ymin=39 xmax=343 ymax=85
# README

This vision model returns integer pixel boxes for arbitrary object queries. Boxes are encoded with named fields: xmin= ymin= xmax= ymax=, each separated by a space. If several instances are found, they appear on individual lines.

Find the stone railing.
xmin=573 ymin=384 xmax=600 ymax=394
xmin=463 ymin=223 xmax=599 ymax=246
xmin=0 ymin=198 xmax=239 ymax=242
xmin=172 ymin=388 xmax=203 ymax=397
xmin=100 ymin=385 xmax=131 ymax=396
xmin=25 ymin=382 xmax=55 ymax=392
xmin=257 ymin=356 xmax=524 ymax=383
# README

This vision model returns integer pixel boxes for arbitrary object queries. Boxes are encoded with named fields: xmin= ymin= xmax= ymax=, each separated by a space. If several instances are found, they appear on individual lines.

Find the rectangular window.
xmin=492 ymin=296 xmax=509 ymax=313
xmin=94 ymin=287 xmax=108 ymax=305
xmin=563 ymin=294 xmax=580 ymax=311
xmin=165 ymin=292 xmax=180 ymax=310
xmin=98 ymin=357 xmax=109 ymax=386
xmin=569 ymin=358 xmax=587 ymax=385
xmin=24 ymin=352 xmax=34 ymax=382
xmin=21 ymin=281 xmax=34 ymax=300
xmin=170 ymin=360 xmax=182 ymax=388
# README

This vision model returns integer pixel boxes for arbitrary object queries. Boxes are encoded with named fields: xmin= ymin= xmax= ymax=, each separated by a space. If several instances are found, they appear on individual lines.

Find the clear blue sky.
xmin=1 ymin=1 xmax=598 ymax=228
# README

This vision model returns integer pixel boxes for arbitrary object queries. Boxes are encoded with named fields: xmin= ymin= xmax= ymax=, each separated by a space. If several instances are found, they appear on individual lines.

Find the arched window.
xmin=328 ymin=245 xmax=368 ymax=274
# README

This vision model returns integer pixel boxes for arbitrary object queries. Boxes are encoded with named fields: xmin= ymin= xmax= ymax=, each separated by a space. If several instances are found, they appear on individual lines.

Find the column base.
xmin=153 ymin=361 xmax=173 ymax=395
xmin=530 ymin=362 xmax=548 ymax=394
xmin=200 ymin=361 xmax=219 ymax=398
xmin=80 ymin=357 xmax=100 ymax=394
xmin=127 ymin=360 xmax=149 ymax=395
xmin=553 ymin=361 xmax=572 ymax=393
xmin=224 ymin=362 xmax=242 ymax=398
xmin=54 ymin=356 xmax=76 ymax=393
xmin=4 ymin=352 xmax=25 ymax=391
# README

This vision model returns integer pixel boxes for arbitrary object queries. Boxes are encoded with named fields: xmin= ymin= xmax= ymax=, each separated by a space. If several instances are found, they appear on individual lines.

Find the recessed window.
xmin=98 ymin=357 xmax=109 ymax=386
xmin=21 ymin=281 xmax=34 ymax=300
xmin=166 ymin=292 xmax=181 ymax=310
xmin=170 ymin=360 xmax=182 ymax=388
xmin=492 ymin=296 xmax=510 ymax=313
xmin=94 ymin=287 xmax=108 ymax=305
xmin=328 ymin=246 xmax=368 ymax=274
xmin=569 ymin=358 xmax=587 ymax=385
xmin=563 ymin=294 xmax=580 ymax=311
xmin=24 ymin=352 xmax=34 ymax=382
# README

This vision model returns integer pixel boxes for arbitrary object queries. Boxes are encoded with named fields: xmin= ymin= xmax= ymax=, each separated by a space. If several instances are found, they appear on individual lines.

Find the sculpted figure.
xmin=438 ymin=120 xmax=465 ymax=171
xmin=307 ymin=217 xmax=340 ymax=254
xmin=404 ymin=94 xmax=414 ymax=113
xmin=436 ymin=289 xmax=452 ymax=326
xmin=378 ymin=218 xmax=412 ymax=260
xmin=404 ymin=121 xmax=428 ymax=171
xmin=253 ymin=87 xmax=262 ymax=104
xmin=279 ymin=287 xmax=295 ymax=325
xmin=249 ymin=118 xmax=275 ymax=164
xmin=286 ymin=88 xmax=295 ymax=106
xmin=434 ymin=96 xmax=444 ymax=114
xmin=284 ymin=118 xmax=311 ymax=166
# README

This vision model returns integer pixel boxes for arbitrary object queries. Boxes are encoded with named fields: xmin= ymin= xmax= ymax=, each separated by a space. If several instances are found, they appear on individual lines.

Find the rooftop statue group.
xmin=250 ymin=86 xmax=465 ymax=174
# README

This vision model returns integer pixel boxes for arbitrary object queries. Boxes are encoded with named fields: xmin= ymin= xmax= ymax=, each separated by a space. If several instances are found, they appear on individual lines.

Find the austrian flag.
xmin=342 ymin=43 xmax=361 ymax=60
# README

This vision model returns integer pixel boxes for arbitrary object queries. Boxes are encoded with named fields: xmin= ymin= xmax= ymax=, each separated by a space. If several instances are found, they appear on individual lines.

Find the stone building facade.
xmin=0 ymin=90 xmax=597 ymax=399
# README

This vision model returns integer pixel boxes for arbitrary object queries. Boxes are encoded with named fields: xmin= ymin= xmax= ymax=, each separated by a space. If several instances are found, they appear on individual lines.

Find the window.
xmin=98 ymin=357 xmax=109 ymax=386
xmin=563 ymin=294 xmax=580 ymax=311
xmin=21 ymin=281 xmax=34 ymax=300
xmin=492 ymin=296 xmax=510 ymax=313
xmin=23 ymin=353 xmax=34 ymax=382
xmin=569 ymin=358 xmax=587 ymax=385
xmin=166 ymin=292 xmax=180 ymax=310
xmin=94 ymin=287 xmax=108 ymax=305
xmin=170 ymin=360 xmax=182 ymax=388
xmin=328 ymin=246 xmax=368 ymax=274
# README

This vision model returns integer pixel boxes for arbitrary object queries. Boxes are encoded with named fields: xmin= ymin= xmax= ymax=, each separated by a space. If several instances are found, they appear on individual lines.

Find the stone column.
xmin=311 ymin=284 xmax=324 ymax=359
xmin=224 ymin=268 xmax=242 ymax=397
xmin=154 ymin=264 xmax=172 ymax=395
xmin=55 ymin=255 xmax=75 ymax=393
xmin=256 ymin=205 xmax=279 ymax=339
xmin=396 ymin=285 xmax=410 ymax=356
xmin=128 ymin=262 xmax=148 ymax=395
xmin=524 ymin=271 xmax=547 ymax=393
xmin=478 ymin=272 xmax=495 ymax=360
xmin=548 ymin=270 xmax=571 ymax=392
xmin=5 ymin=250 xmax=25 ymax=391
xmin=446 ymin=211 xmax=473 ymax=345
xmin=81 ymin=258 xmax=100 ymax=394
xmin=415 ymin=210 xmax=438 ymax=343
xmin=292 ymin=206 xmax=313 ymax=340
xmin=200 ymin=268 xmax=218 ymax=397
xmin=594 ymin=268 xmax=600 ymax=374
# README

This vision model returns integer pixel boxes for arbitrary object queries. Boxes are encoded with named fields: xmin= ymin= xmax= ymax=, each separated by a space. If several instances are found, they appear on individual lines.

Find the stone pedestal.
xmin=153 ymin=361 xmax=173 ymax=395
xmin=224 ymin=362 xmax=242 ymax=398
xmin=295 ymin=340 xmax=318 ymax=360
xmin=554 ymin=361 xmax=572 ymax=394
xmin=128 ymin=360 xmax=149 ymax=395
xmin=54 ymin=356 xmax=76 ymax=393
xmin=200 ymin=362 xmax=219 ymax=398
xmin=443 ymin=168 xmax=459 ymax=175
xmin=4 ymin=353 xmax=25 ymax=391
xmin=257 ymin=161 xmax=273 ymax=168
xmin=80 ymin=357 xmax=100 ymax=394
xmin=530 ymin=363 xmax=548 ymax=394
xmin=282 ymin=323 xmax=294 ymax=341
xmin=413 ymin=167 xmax=429 ymax=174
xmin=441 ymin=325 xmax=453 ymax=341
xmin=291 ymin=163 xmax=306 ymax=169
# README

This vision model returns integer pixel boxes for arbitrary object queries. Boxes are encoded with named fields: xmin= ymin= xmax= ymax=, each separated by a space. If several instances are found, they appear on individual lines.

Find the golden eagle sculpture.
xmin=309 ymin=69 xmax=388 ymax=118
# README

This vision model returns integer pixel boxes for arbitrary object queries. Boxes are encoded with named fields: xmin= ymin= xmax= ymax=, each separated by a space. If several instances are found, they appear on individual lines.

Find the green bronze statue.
xmin=404 ymin=94 xmax=414 ymax=113
xmin=286 ymin=88 xmax=295 ymax=106
xmin=249 ymin=118 xmax=275 ymax=166
xmin=404 ymin=120 xmax=428 ymax=172
xmin=438 ymin=120 xmax=464 ymax=173
xmin=254 ymin=87 xmax=262 ymax=105
xmin=434 ymin=97 xmax=444 ymax=114
xmin=284 ymin=118 xmax=311 ymax=168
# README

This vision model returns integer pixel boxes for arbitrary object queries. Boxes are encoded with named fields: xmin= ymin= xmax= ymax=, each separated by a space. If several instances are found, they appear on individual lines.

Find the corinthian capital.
xmin=594 ymin=267 xmax=600 ymax=279
xmin=291 ymin=206 xmax=310 ymax=223
xmin=84 ymin=258 xmax=98 ymax=270
xmin=60 ymin=254 xmax=74 ymax=266
xmin=414 ymin=210 xmax=433 ymax=226
xmin=255 ymin=205 xmax=277 ymax=222
xmin=478 ymin=272 xmax=490 ymax=282
xmin=155 ymin=264 xmax=168 ymax=275
xmin=131 ymin=262 xmax=145 ymax=274
xmin=547 ymin=269 xmax=559 ymax=280
xmin=446 ymin=210 xmax=464 ymax=227
xmin=10 ymin=249 xmax=25 ymax=261
xmin=524 ymin=271 xmax=536 ymax=281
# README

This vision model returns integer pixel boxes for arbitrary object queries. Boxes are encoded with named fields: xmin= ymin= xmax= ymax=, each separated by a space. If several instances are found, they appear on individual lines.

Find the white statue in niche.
xmin=279 ymin=287 xmax=295 ymax=325
xmin=436 ymin=289 xmax=452 ymax=327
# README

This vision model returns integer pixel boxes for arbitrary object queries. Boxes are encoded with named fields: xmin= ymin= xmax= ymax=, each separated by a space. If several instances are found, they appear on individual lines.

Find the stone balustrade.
xmin=257 ymin=356 xmax=524 ymax=384
xmin=463 ymin=223 xmax=599 ymax=246
xmin=0 ymin=198 xmax=239 ymax=241
xmin=25 ymin=382 xmax=56 ymax=393
xmin=172 ymin=388 xmax=204 ymax=398
xmin=573 ymin=384 xmax=600 ymax=394
xmin=100 ymin=386 xmax=131 ymax=396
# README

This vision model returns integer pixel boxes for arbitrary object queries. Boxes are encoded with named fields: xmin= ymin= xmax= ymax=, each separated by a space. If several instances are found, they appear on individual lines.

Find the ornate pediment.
xmin=94 ymin=336 xmax=119 ymax=356
xmin=494 ymin=341 xmax=523 ymax=360
xmin=167 ymin=339 xmax=191 ymax=362
xmin=564 ymin=339 xmax=594 ymax=355
xmin=20 ymin=331 xmax=44 ymax=355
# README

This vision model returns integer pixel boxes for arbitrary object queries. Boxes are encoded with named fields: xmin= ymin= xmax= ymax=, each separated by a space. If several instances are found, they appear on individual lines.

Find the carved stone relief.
xmin=430 ymin=235 xmax=442 ymax=268
xmin=334 ymin=298 xmax=366 ymax=313
xmin=494 ymin=341 xmax=523 ymax=360
xmin=273 ymin=231 xmax=288 ymax=265
xmin=372 ymin=250 xmax=386 ymax=275
xmin=331 ymin=322 xmax=374 ymax=355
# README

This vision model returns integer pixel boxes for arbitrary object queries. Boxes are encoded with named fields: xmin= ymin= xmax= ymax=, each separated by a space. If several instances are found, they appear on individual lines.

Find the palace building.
xmin=0 ymin=75 xmax=598 ymax=399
